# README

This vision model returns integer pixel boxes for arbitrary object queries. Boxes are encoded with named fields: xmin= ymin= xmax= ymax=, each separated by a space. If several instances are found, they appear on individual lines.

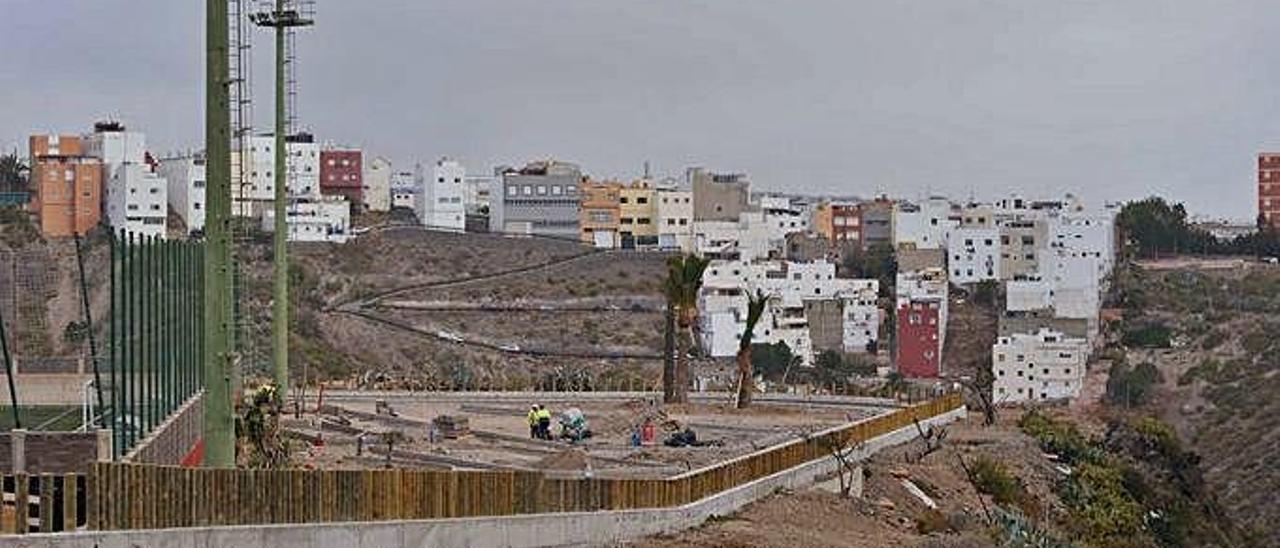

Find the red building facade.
xmin=896 ymin=300 xmax=941 ymax=378
xmin=830 ymin=203 xmax=862 ymax=244
xmin=1260 ymin=153 xmax=1280 ymax=228
xmin=320 ymin=150 xmax=363 ymax=204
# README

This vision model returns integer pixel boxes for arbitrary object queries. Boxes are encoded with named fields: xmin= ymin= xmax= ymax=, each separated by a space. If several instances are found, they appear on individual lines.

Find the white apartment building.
xmin=693 ymin=210 xmax=773 ymax=261
xmin=699 ymin=259 xmax=880 ymax=365
xmin=391 ymin=170 xmax=416 ymax=210
xmin=85 ymin=125 xmax=169 ymax=239
xmin=841 ymin=282 xmax=882 ymax=353
xmin=894 ymin=197 xmax=957 ymax=250
xmin=261 ymin=197 xmax=351 ymax=243
xmin=105 ymin=162 xmax=168 ymax=240
xmin=232 ymin=135 xmax=322 ymax=216
xmin=947 ymin=226 xmax=1001 ymax=284
xmin=417 ymin=158 xmax=466 ymax=231
xmin=157 ymin=155 xmax=206 ymax=234
xmin=992 ymin=328 xmax=1088 ymax=403
xmin=656 ymin=187 xmax=693 ymax=252
xmin=362 ymin=156 xmax=392 ymax=212
xmin=758 ymin=196 xmax=809 ymax=245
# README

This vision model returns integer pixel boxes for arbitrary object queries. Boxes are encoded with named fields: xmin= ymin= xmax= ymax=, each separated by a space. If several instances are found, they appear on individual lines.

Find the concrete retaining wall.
xmin=6 ymin=406 xmax=965 ymax=548
xmin=125 ymin=392 xmax=203 ymax=465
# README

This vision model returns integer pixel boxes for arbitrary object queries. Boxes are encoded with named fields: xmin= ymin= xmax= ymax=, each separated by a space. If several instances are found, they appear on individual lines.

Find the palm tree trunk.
xmin=735 ymin=347 xmax=752 ymax=409
xmin=662 ymin=301 xmax=676 ymax=403
xmin=674 ymin=321 xmax=690 ymax=404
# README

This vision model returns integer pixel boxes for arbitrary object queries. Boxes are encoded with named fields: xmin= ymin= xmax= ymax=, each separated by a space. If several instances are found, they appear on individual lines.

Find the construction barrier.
xmin=78 ymin=393 xmax=961 ymax=532
xmin=0 ymin=473 xmax=88 ymax=534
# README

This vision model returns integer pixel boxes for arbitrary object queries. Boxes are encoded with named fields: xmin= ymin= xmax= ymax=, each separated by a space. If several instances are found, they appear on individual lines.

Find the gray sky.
xmin=2 ymin=0 xmax=1275 ymax=219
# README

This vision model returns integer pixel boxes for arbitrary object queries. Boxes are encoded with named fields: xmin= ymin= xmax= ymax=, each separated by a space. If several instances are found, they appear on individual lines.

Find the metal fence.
xmin=84 ymin=393 xmax=962 ymax=531
xmin=106 ymin=232 xmax=205 ymax=458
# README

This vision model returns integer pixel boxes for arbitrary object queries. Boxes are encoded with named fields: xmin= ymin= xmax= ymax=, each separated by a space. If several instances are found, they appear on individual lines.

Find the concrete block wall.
xmin=126 ymin=392 xmax=203 ymax=465
xmin=0 ymin=430 xmax=108 ymax=474
xmin=11 ymin=406 xmax=967 ymax=548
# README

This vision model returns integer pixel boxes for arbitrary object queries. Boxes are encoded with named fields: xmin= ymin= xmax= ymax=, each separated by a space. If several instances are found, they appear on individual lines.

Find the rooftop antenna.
xmin=252 ymin=0 xmax=313 ymax=403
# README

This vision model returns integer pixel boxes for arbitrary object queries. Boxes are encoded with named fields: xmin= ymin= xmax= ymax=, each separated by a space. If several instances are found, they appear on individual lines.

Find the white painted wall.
xmin=946 ymin=227 xmax=1000 ymax=284
xmin=418 ymin=159 xmax=466 ymax=232
xmin=105 ymin=163 xmax=168 ymax=240
xmin=894 ymin=197 xmax=957 ymax=249
xmin=362 ymin=157 xmax=392 ymax=212
xmin=158 ymin=155 xmax=206 ymax=234
xmin=261 ymin=198 xmax=352 ymax=243
xmin=656 ymin=188 xmax=694 ymax=252
xmin=992 ymin=328 xmax=1088 ymax=403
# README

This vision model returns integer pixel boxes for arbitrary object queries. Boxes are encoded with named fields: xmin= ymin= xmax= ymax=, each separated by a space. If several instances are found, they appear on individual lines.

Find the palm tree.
xmin=735 ymin=290 xmax=770 ymax=409
xmin=663 ymin=254 xmax=710 ymax=404
xmin=0 ymin=152 xmax=29 ymax=193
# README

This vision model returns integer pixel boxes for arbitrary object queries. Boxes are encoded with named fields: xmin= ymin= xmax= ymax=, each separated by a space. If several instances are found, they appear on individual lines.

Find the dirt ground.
xmin=285 ymin=396 xmax=882 ymax=478
xmin=631 ymin=411 xmax=1063 ymax=548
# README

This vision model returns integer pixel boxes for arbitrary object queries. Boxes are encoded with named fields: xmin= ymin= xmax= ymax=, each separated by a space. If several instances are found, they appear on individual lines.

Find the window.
xmin=638 ymin=218 xmax=650 ymax=225
xmin=438 ymin=177 xmax=445 ymax=183
xmin=621 ymin=217 xmax=633 ymax=224
xmin=536 ymin=185 xmax=547 ymax=195
xmin=522 ymin=186 xmax=533 ymax=196
xmin=637 ymin=197 xmax=648 ymax=204
xmin=127 ymin=204 xmax=138 ymax=211
xmin=679 ymin=219 xmax=688 ymax=226
xmin=667 ymin=219 xmax=676 ymax=225
xmin=507 ymin=186 xmax=517 ymax=196
xmin=620 ymin=197 xmax=629 ymax=204
xmin=552 ymin=186 xmax=563 ymax=195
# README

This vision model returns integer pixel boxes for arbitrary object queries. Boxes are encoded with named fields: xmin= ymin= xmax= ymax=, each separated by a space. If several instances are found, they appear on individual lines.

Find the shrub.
xmin=971 ymin=456 xmax=1020 ymax=506
xmin=1122 ymin=323 xmax=1172 ymax=348
xmin=1199 ymin=328 xmax=1228 ymax=351
xmin=1105 ymin=361 xmax=1162 ymax=408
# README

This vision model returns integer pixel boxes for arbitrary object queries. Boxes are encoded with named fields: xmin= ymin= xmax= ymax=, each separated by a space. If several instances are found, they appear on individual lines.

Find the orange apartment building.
xmin=1260 ymin=153 xmax=1280 ymax=228
xmin=29 ymin=134 xmax=104 ymax=237
xmin=579 ymin=180 xmax=622 ymax=247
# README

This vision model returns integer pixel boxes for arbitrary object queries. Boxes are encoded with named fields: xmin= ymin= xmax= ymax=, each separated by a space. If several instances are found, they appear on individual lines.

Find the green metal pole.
xmin=271 ymin=0 xmax=291 ymax=402
xmin=146 ymin=235 xmax=155 ymax=435
xmin=109 ymin=231 xmax=118 ymax=456
xmin=205 ymin=0 xmax=236 ymax=468
xmin=125 ymin=232 xmax=134 ymax=450
xmin=0 ymin=287 xmax=19 ymax=430
xmin=73 ymin=234 xmax=105 ymax=425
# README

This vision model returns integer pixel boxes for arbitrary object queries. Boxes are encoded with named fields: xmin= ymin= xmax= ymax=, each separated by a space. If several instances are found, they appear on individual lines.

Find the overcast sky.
xmin=2 ymin=1 xmax=1275 ymax=219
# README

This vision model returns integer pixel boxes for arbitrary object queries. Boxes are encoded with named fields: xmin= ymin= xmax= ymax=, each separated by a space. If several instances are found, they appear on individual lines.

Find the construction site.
xmin=285 ymin=392 xmax=892 ymax=478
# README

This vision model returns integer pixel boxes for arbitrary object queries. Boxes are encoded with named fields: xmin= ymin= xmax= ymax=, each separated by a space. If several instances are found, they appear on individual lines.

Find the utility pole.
xmin=0 ymin=301 xmax=19 ymax=429
xmin=252 ymin=0 xmax=312 ymax=404
xmin=204 ymin=0 xmax=237 ymax=467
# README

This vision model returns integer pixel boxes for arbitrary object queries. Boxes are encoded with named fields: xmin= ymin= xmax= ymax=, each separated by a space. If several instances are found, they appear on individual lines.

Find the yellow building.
xmin=579 ymin=180 xmax=621 ymax=247
xmin=619 ymin=180 xmax=658 ymax=248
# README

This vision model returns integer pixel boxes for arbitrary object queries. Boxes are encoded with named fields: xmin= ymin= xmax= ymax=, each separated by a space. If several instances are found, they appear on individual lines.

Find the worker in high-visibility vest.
xmin=535 ymin=405 xmax=553 ymax=440
xmin=527 ymin=405 xmax=540 ymax=439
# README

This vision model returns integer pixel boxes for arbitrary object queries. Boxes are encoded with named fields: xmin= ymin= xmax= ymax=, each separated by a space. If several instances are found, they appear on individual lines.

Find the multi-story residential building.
xmin=947 ymin=226 xmax=1001 ymax=284
xmin=490 ymin=160 xmax=582 ymax=239
xmin=655 ymin=186 xmax=693 ymax=252
xmin=619 ymin=180 xmax=658 ymax=248
xmin=415 ymin=158 xmax=466 ymax=232
xmin=28 ymin=134 xmax=103 ymax=238
xmin=1260 ymin=153 xmax=1280 ymax=228
xmin=894 ymin=197 xmax=958 ymax=250
xmin=233 ymin=134 xmax=322 ymax=216
xmin=464 ymin=175 xmax=496 ymax=214
xmin=362 ymin=156 xmax=391 ymax=212
xmin=829 ymin=202 xmax=862 ymax=245
xmin=759 ymin=196 xmax=809 ymax=246
xmin=84 ymin=124 xmax=167 ymax=239
xmin=690 ymin=168 xmax=750 ymax=222
xmin=859 ymin=198 xmax=894 ymax=248
xmin=992 ymin=328 xmax=1088 ymax=403
xmin=895 ymin=267 xmax=948 ymax=378
xmin=319 ymin=149 xmax=362 ymax=204
xmin=579 ymin=180 xmax=621 ymax=248
xmin=261 ymin=197 xmax=351 ymax=243
xmin=693 ymin=210 xmax=773 ymax=261
xmin=158 ymin=154 xmax=206 ymax=235
xmin=999 ymin=219 xmax=1048 ymax=280
xmin=105 ymin=159 xmax=168 ymax=240
xmin=699 ymin=259 xmax=879 ymax=366
xmin=390 ymin=169 xmax=416 ymax=210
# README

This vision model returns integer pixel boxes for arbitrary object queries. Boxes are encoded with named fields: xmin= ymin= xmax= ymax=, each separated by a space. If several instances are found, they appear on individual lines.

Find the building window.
xmin=522 ymin=186 xmax=533 ymax=196
xmin=537 ymin=185 xmax=547 ymax=195
xmin=637 ymin=197 xmax=648 ymax=204
xmin=621 ymin=217 xmax=633 ymax=224
xmin=679 ymin=219 xmax=688 ymax=226
xmin=552 ymin=186 xmax=563 ymax=195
